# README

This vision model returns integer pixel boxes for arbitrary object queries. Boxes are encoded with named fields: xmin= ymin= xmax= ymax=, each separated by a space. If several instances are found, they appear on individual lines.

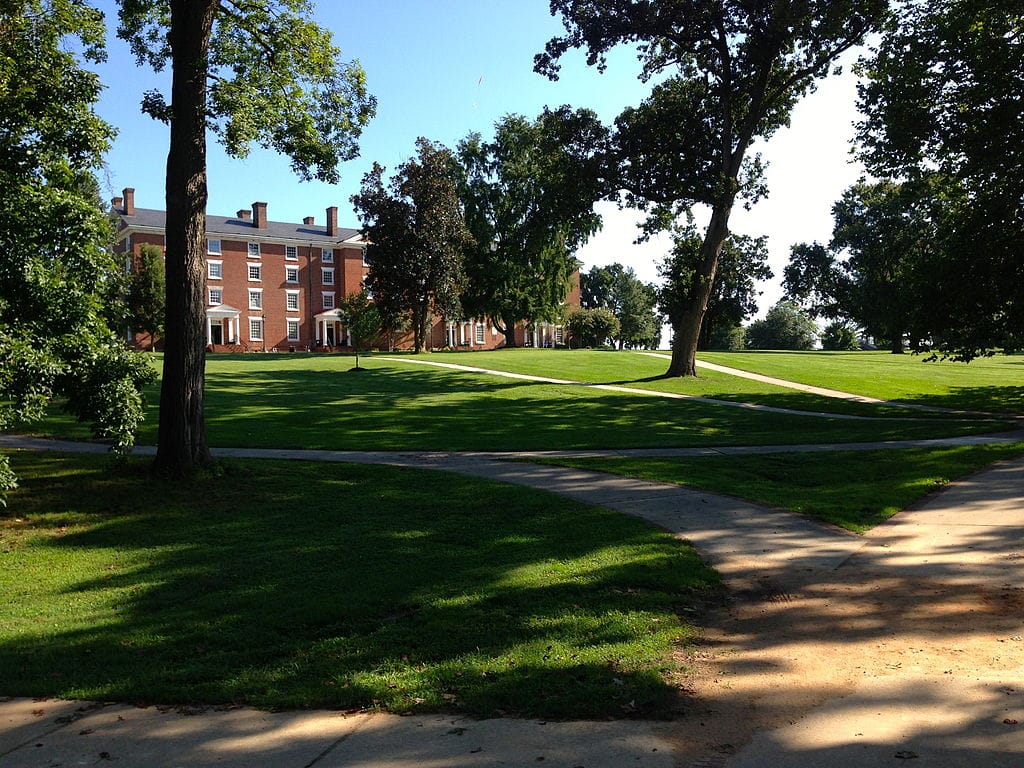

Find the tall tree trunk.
xmin=499 ymin=318 xmax=518 ymax=347
xmin=665 ymin=202 xmax=733 ymax=377
xmin=154 ymin=0 xmax=217 ymax=477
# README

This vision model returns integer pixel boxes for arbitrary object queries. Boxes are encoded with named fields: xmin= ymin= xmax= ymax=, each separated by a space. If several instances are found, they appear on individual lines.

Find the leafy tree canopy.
xmin=352 ymin=138 xmax=473 ymax=354
xmin=0 ymin=0 xmax=156 ymax=503
xmin=128 ymin=243 xmax=166 ymax=349
xmin=855 ymin=0 xmax=1023 ymax=359
xmin=581 ymin=263 xmax=660 ymax=349
xmin=745 ymin=301 xmax=818 ymax=351
xmin=118 ymin=0 xmax=376 ymax=183
xmin=785 ymin=180 xmax=927 ymax=353
xmin=457 ymin=107 xmax=607 ymax=345
xmin=566 ymin=307 xmax=620 ymax=349
xmin=535 ymin=0 xmax=886 ymax=376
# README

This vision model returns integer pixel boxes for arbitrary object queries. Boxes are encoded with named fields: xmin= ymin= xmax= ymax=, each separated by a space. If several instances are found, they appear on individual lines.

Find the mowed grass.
xmin=537 ymin=443 xmax=1024 ymax=532
xmin=27 ymin=352 xmax=1010 ymax=451
xmin=0 ymin=451 xmax=718 ymax=718
xmin=698 ymin=350 xmax=1024 ymax=415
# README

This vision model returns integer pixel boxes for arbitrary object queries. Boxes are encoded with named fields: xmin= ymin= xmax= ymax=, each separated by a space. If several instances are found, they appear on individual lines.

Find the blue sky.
xmin=90 ymin=0 xmax=866 ymax=314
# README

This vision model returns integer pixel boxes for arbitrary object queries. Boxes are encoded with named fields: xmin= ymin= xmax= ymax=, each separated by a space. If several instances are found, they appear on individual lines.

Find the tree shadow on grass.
xmin=0 ymin=452 xmax=718 ymax=719
xmin=194 ymin=365 xmax=1004 ymax=452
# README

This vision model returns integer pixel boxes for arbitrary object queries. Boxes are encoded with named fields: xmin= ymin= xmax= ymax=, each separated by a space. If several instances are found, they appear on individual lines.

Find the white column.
xmin=206 ymin=316 xmax=212 ymax=345
xmin=469 ymin=320 xmax=475 ymax=347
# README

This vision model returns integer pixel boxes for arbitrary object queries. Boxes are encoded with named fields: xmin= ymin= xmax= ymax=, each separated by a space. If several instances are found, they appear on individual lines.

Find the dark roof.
xmin=116 ymin=207 xmax=362 ymax=245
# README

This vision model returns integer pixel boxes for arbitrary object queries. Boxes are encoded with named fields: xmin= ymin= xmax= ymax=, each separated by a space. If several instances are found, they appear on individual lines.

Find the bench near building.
xmin=113 ymin=188 xmax=577 ymax=353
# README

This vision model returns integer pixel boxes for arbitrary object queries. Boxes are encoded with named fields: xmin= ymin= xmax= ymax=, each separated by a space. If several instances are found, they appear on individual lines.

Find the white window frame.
xmin=207 ymin=238 xmax=222 ymax=255
xmin=286 ymin=319 xmax=301 ymax=341
xmin=285 ymin=290 xmax=300 ymax=311
xmin=248 ymin=288 xmax=263 ymax=310
xmin=285 ymin=245 xmax=298 ymax=261
xmin=207 ymin=260 xmax=223 ymax=280
xmin=321 ymin=291 xmax=335 ymax=310
xmin=248 ymin=263 xmax=262 ymax=282
xmin=361 ymin=248 xmax=369 ymax=267
xmin=321 ymin=267 xmax=334 ymax=285
xmin=285 ymin=266 xmax=299 ymax=283
xmin=321 ymin=248 xmax=334 ymax=263
xmin=475 ymin=323 xmax=485 ymax=344
xmin=247 ymin=242 xmax=260 ymax=258
xmin=248 ymin=317 xmax=263 ymax=341
xmin=208 ymin=288 xmax=223 ymax=305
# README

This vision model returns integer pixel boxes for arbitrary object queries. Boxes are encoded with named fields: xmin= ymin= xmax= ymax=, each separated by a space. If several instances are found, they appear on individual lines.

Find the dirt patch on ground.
xmin=654 ymin=563 xmax=1024 ymax=767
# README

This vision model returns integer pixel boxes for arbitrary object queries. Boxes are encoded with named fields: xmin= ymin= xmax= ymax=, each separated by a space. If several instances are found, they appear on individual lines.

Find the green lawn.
xmin=697 ymin=350 xmax=1024 ymax=415
xmin=0 ymin=451 xmax=718 ymax=718
xmin=27 ymin=352 xmax=1009 ymax=451
xmin=536 ymin=443 xmax=1024 ymax=532
xmin=426 ymin=349 xmax=981 ymax=418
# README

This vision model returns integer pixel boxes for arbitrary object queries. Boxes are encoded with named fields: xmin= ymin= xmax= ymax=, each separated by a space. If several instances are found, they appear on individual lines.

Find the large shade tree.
xmin=0 ymin=0 xmax=155 ymax=504
xmin=456 ymin=107 xmax=607 ymax=346
xmin=351 ymin=138 xmax=473 ymax=354
xmin=784 ymin=180 xmax=928 ymax=353
xmin=536 ymin=0 xmax=887 ymax=376
xmin=117 ymin=0 xmax=376 ymax=476
xmin=856 ymin=0 xmax=1023 ymax=359
xmin=660 ymin=226 xmax=772 ymax=351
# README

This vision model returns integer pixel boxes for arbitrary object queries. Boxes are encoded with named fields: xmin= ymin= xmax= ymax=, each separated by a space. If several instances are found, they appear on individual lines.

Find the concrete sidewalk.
xmin=2 ymin=442 xmax=1022 ymax=766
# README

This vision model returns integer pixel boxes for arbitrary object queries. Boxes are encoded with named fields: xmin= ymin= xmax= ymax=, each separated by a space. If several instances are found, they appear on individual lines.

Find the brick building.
xmin=113 ymin=188 xmax=578 ymax=352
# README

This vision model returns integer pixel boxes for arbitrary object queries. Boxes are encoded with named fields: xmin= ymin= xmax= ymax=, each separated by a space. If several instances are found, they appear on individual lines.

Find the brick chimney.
xmin=112 ymin=196 xmax=123 ymax=211
xmin=122 ymin=187 xmax=135 ymax=216
xmin=303 ymin=216 xmax=315 ymax=225
xmin=237 ymin=209 xmax=252 ymax=221
xmin=252 ymin=201 xmax=268 ymax=229
xmin=326 ymin=206 xmax=338 ymax=236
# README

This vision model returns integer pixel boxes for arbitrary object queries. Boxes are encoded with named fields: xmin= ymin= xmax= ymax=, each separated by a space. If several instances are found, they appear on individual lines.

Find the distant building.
xmin=113 ymin=188 xmax=577 ymax=352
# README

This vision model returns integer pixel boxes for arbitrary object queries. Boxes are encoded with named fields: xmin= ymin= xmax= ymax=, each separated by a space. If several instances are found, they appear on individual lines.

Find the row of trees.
xmin=350 ymin=108 xmax=608 ymax=353
xmin=784 ymin=0 xmax=1022 ymax=359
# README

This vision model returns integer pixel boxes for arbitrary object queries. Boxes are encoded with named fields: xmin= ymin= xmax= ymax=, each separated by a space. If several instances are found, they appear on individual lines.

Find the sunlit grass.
xmin=0 ymin=450 xmax=718 ymax=718
xmin=25 ymin=351 xmax=1010 ymax=451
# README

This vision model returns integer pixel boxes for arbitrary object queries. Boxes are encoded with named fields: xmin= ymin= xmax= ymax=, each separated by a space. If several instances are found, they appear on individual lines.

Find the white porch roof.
xmin=206 ymin=304 xmax=241 ymax=319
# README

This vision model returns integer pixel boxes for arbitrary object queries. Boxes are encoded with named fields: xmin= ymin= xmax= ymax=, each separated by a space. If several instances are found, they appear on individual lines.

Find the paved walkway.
xmin=1 ymin=436 xmax=1022 ymax=766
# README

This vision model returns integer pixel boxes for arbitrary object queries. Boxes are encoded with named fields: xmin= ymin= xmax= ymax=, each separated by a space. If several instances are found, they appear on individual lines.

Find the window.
xmin=286 ymin=290 xmax=300 ymax=311
xmin=249 ymin=317 xmax=263 ymax=341
xmin=207 ymin=239 xmax=221 ymax=255
xmin=208 ymin=288 xmax=222 ymax=305
xmin=476 ymin=324 xmax=485 ymax=344
xmin=247 ymin=242 xmax=260 ymax=258
xmin=554 ymin=326 xmax=565 ymax=345
xmin=248 ymin=289 xmax=262 ymax=309
xmin=287 ymin=320 xmax=300 ymax=341
xmin=321 ymin=248 xmax=334 ymax=263
xmin=285 ymin=266 xmax=299 ymax=283
xmin=321 ymin=267 xmax=334 ymax=285
xmin=361 ymin=248 xmax=369 ymax=267
xmin=285 ymin=245 xmax=298 ymax=261
xmin=322 ymin=292 xmax=335 ymax=310
xmin=248 ymin=263 xmax=262 ymax=281
xmin=207 ymin=260 xmax=223 ymax=279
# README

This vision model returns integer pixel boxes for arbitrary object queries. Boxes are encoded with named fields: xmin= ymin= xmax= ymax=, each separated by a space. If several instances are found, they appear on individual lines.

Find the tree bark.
xmin=499 ymin=318 xmax=518 ymax=348
xmin=665 ymin=202 xmax=733 ymax=377
xmin=154 ymin=0 xmax=217 ymax=477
